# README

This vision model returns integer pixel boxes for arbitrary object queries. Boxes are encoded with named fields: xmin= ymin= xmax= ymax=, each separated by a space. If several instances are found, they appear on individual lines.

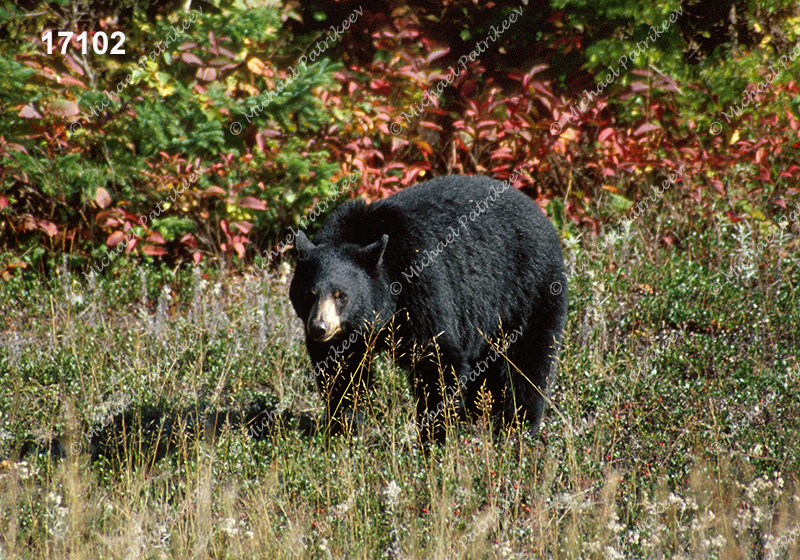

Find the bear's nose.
xmin=309 ymin=320 xmax=328 ymax=341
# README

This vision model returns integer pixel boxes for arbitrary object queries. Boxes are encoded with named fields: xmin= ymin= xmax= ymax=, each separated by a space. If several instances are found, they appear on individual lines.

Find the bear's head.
xmin=290 ymin=231 xmax=392 ymax=344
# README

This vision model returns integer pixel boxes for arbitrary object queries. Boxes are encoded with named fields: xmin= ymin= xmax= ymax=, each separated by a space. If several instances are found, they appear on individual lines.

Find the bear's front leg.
xmin=412 ymin=356 xmax=466 ymax=445
xmin=312 ymin=341 xmax=373 ymax=437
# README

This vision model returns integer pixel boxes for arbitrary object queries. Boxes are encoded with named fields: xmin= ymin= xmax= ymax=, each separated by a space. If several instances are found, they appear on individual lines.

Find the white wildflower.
xmin=17 ymin=461 xmax=39 ymax=481
xmin=384 ymin=480 xmax=401 ymax=509
xmin=602 ymin=544 xmax=627 ymax=559
xmin=219 ymin=517 xmax=239 ymax=537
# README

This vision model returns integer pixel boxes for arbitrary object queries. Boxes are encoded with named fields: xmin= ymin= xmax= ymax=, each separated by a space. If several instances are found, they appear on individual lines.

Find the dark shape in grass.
xmin=18 ymin=396 xmax=318 ymax=466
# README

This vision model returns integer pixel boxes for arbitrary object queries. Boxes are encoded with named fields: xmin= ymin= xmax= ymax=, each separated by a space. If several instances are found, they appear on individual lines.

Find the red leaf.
xmin=181 ymin=233 xmax=198 ymax=248
xmin=38 ymin=220 xmax=58 ymax=237
xmin=634 ymin=122 xmax=661 ymax=136
xmin=60 ymin=75 xmax=87 ymax=89
xmin=755 ymin=167 xmax=772 ymax=182
xmin=181 ymin=52 xmax=204 ymax=65
xmin=19 ymin=105 xmax=42 ymax=119
xmin=370 ymin=79 xmax=392 ymax=95
xmin=21 ymin=215 xmax=37 ymax=232
xmin=461 ymin=79 xmax=477 ymax=97
xmin=255 ymin=129 xmax=281 ymax=152
xmin=414 ymin=140 xmax=433 ymax=155
xmin=234 ymin=221 xmax=253 ymax=234
xmin=48 ymin=99 xmax=80 ymax=117
xmin=528 ymin=64 xmax=549 ymax=76
xmin=62 ymin=54 xmax=86 ymax=76
xmin=391 ymin=137 xmax=409 ymax=152
xmin=193 ymin=252 xmax=202 ymax=263
xmin=95 ymin=187 xmax=112 ymax=208
xmin=142 ymin=244 xmax=167 ymax=256
xmin=126 ymin=238 xmax=138 ymax=254
xmin=108 ymin=231 xmax=125 ymax=247
xmin=425 ymin=47 xmax=450 ymax=63
xmin=203 ymin=186 xmax=227 ymax=197
xmin=3 ymin=143 xmax=28 ymax=154
xmin=419 ymin=121 xmax=443 ymax=132
xmin=598 ymin=128 xmax=615 ymax=143
xmin=239 ymin=196 xmax=266 ymax=210
xmin=233 ymin=242 xmax=246 ymax=259
xmin=0 ymin=196 xmax=7 ymax=208
xmin=146 ymin=232 xmax=166 ymax=244
xmin=196 ymin=67 xmax=217 ymax=81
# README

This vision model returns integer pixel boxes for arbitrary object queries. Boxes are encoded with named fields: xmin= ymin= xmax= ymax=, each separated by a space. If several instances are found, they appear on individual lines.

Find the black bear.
xmin=289 ymin=174 xmax=567 ymax=442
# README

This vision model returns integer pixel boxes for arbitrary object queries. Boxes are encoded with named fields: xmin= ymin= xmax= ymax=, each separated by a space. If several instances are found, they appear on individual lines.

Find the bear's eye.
xmin=333 ymin=290 xmax=347 ymax=302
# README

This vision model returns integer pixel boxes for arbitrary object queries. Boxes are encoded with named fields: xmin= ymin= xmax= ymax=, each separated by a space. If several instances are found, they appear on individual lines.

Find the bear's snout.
xmin=308 ymin=319 xmax=329 ymax=341
xmin=308 ymin=296 xmax=342 ymax=342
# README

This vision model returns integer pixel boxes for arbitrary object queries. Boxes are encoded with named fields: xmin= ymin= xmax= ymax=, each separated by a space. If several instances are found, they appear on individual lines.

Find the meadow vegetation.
xmin=1 ymin=213 xmax=798 ymax=558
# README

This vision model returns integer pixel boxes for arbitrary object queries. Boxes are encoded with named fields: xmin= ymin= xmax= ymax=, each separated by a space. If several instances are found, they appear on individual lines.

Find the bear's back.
xmin=314 ymin=175 xmax=553 ymax=252
xmin=311 ymin=175 xmax=565 ymax=351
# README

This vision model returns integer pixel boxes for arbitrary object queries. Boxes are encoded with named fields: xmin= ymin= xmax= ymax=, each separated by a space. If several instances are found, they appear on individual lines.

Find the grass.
xmin=0 ymin=212 xmax=799 ymax=559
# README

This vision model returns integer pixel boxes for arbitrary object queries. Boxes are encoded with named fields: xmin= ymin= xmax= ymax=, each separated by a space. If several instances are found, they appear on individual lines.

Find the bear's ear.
xmin=358 ymin=234 xmax=389 ymax=269
xmin=294 ymin=230 xmax=316 ymax=259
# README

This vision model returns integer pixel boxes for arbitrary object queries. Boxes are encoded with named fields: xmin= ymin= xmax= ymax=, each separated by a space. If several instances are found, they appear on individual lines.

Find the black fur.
xmin=289 ymin=175 xmax=567 ymax=442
